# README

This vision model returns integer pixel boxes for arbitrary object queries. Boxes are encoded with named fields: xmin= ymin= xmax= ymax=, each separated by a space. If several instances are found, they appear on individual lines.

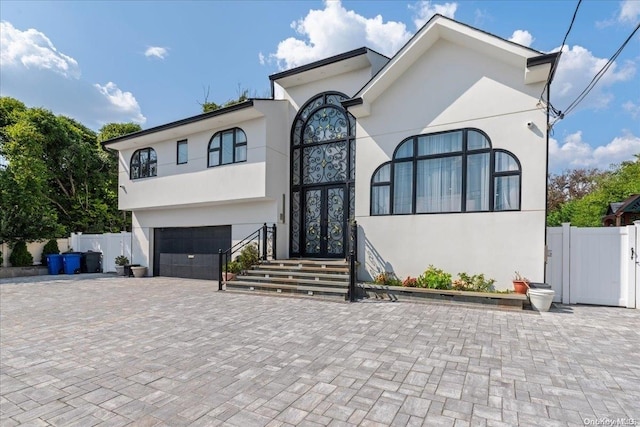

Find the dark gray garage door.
xmin=153 ymin=226 xmax=231 ymax=280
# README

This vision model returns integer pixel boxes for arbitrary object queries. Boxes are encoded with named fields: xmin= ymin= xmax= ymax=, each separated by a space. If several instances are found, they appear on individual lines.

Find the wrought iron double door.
xmin=302 ymin=184 xmax=347 ymax=258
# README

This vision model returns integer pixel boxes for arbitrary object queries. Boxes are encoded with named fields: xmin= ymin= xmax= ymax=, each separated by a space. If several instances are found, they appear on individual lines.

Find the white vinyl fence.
xmin=70 ymin=232 xmax=132 ymax=273
xmin=546 ymin=222 xmax=639 ymax=308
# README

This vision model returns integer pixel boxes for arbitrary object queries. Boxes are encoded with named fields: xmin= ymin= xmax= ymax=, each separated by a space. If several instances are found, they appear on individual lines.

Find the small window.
xmin=208 ymin=128 xmax=247 ymax=167
xmin=177 ymin=140 xmax=188 ymax=164
xmin=130 ymin=148 xmax=157 ymax=180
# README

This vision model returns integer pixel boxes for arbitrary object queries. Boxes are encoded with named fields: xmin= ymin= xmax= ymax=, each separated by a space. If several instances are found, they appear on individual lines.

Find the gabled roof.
xmin=344 ymin=14 xmax=559 ymax=117
xmin=614 ymin=194 xmax=640 ymax=215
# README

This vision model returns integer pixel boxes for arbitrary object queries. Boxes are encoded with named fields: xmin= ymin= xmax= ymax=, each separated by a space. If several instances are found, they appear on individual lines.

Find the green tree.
xmin=547 ymin=156 xmax=640 ymax=227
xmin=0 ymin=97 xmax=140 ymax=243
xmin=0 ymin=113 xmax=64 ymax=242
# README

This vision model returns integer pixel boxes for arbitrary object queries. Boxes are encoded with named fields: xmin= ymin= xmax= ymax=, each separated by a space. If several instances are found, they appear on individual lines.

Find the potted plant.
xmin=512 ymin=271 xmax=530 ymax=294
xmin=114 ymin=255 xmax=129 ymax=276
xmin=130 ymin=265 xmax=147 ymax=278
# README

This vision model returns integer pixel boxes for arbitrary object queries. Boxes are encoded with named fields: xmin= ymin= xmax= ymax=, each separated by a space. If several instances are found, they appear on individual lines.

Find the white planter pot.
xmin=528 ymin=289 xmax=555 ymax=312
xmin=130 ymin=266 xmax=147 ymax=278
xmin=115 ymin=265 xmax=125 ymax=276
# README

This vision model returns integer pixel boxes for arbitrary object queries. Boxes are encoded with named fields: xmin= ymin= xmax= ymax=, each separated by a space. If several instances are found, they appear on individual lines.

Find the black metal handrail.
xmin=218 ymin=223 xmax=277 ymax=290
xmin=348 ymin=220 xmax=358 ymax=302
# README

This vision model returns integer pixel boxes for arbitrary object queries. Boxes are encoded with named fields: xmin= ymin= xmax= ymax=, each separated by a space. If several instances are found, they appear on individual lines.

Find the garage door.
xmin=153 ymin=226 xmax=231 ymax=280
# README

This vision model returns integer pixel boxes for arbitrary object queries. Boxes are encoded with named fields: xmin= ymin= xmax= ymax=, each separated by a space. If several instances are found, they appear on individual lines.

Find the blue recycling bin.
xmin=47 ymin=254 xmax=63 ymax=275
xmin=62 ymin=253 xmax=82 ymax=275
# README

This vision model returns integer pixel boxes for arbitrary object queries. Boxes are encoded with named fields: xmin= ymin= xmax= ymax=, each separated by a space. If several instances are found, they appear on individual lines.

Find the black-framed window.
xmin=208 ymin=128 xmax=247 ymax=167
xmin=130 ymin=147 xmax=157 ymax=180
xmin=371 ymin=128 xmax=521 ymax=215
xmin=177 ymin=140 xmax=188 ymax=164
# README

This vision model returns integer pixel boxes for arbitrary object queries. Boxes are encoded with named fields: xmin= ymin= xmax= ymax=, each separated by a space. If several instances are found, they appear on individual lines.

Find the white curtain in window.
xmin=417 ymin=132 xmax=462 ymax=156
xmin=466 ymin=153 xmax=489 ymax=211
xmin=393 ymin=162 xmax=413 ymax=213
xmin=495 ymin=176 xmax=520 ymax=210
xmin=416 ymin=157 xmax=462 ymax=213
xmin=372 ymin=186 xmax=390 ymax=215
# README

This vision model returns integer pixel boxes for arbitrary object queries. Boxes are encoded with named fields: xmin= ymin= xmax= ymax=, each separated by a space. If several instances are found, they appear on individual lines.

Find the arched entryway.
xmin=290 ymin=92 xmax=355 ymax=258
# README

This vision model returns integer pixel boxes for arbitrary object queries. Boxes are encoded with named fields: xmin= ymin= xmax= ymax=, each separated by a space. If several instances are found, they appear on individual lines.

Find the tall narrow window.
xmin=370 ymin=128 xmax=521 ymax=215
xmin=208 ymin=128 xmax=247 ymax=167
xmin=177 ymin=140 xmax=188 ymax=164
xmin=130 ymin=148 xmax=157 ymax=179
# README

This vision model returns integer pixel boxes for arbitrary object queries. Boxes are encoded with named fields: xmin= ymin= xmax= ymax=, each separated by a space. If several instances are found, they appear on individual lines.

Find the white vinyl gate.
xmin=545 ymin=222 xmax=639 ymax=308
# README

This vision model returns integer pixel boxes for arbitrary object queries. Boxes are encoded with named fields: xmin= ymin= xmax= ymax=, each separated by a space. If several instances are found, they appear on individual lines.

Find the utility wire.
xmin=539 ymin=0 xmax=583 ymax=102
xmin=560 ymin=22 xmax=640 ymax=118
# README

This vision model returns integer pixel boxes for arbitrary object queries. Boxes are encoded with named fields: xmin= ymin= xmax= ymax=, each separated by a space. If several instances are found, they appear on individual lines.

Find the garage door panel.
xmin=154 ymin=227 xmax=231 ymax=280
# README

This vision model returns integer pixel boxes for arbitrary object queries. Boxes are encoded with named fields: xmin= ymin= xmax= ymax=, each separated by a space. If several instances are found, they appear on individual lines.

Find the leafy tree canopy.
xmin=547 ymin=156 xmax=640 ymax=226
xmin=0 ymin=96 xmax=139 ymax=243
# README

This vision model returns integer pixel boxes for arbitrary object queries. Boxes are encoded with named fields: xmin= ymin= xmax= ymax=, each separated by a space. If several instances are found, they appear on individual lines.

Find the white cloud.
xmin=618 ymin=0 xmax=640 ymax=23
xmin=412 ymin=1 xmax=458 ymax=28
xmin=268 ymin=0 xmax=412 ymax=70
xmin=94 ymin=82 xmax=146 ymax=124
xmin=0 ymin=21 xmax=146 ymax=128
xmin=0 ymin=21 xmax=80 ymax=78
xmin=144 ymin=46 xmax=168 ymax=59
xmin=622 ymin=100 xmax=640 ymax=118
xmin=551 ymin=45 xmax=636 ymax=112
xmin=549 ymin=130 xmax=640 ymax=171
xmin=508 ymin=30 xmax=534 ymax=47
xmin=258 ymin=52 xmax=266 ymax=65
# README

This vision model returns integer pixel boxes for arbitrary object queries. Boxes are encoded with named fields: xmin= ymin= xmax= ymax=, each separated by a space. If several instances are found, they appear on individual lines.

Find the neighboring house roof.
xmin=344 ymin=14 xmax=560 ymax=117
xmin=602 ymin=194 xmax=640 ymax=225
xmin=615 ymin=194 xmax=640 ymax=214
xmin=606 ymin=202 xmax=625 ymax=215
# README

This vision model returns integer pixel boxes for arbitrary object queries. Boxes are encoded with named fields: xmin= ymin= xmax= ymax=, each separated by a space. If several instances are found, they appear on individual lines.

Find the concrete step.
xmin=234 ymin=275 xmax=348 ymax=287
xmin=255 ymin=264 xmax=349 ymax=274
xmin=243 ymin=270 xmax=349 ymax=282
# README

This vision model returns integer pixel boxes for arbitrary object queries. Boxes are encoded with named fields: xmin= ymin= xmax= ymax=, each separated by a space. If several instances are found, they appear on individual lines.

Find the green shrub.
xmin=374 ymin=271 xmax=402 ymax=287
xmin=417 ymin=265 xmax=451 ymax=289
xmin=40 ymin=239 xmax=60 ymax=266
xmin=225 ymin=260 xmax=243 ymax=274
xmin=9 ymin=241 xmax=33 ymax=267
xmin=452 ymin=272 xmax=496 ymax=292
xmin=237 ymin=243 xmax=260 ymax=270
xmin=114 ymin=255 xmax=129 ymax=266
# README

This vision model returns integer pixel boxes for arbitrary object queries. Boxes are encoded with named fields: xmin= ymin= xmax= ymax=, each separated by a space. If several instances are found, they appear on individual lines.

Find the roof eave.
xmin=102 ymin=100 xmax=256 ymax=148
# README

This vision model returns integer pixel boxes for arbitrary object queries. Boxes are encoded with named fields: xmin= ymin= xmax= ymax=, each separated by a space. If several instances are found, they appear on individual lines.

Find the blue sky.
xmin=1 ymin=0 xmax=638 ymax=173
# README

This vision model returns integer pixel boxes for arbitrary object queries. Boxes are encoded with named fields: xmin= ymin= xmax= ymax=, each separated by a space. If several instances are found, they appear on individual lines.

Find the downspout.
xmin=543 ymin=81 xmax=551 ymax=282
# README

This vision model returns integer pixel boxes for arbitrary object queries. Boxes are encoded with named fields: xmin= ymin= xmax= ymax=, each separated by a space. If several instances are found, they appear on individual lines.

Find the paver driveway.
xmin=1 ymin=275 xmax=639 ymax=426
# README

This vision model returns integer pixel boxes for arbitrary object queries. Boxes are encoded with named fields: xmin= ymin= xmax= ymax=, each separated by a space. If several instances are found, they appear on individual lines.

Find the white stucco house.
xmin=104 ymin=15 xmax=559 ymax=288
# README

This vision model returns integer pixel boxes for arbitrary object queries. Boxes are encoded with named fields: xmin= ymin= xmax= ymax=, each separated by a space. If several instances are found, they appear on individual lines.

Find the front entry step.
xmin=224 ymin=259 xmax=349 ymax=301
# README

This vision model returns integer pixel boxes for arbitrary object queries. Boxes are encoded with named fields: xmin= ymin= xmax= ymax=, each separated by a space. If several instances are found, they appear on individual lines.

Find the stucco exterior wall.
xmin=354 ymin=38 xmax=548 ymax=288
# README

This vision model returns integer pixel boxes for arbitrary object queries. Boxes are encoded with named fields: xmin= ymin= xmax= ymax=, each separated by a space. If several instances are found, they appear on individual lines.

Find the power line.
xmin=560 ymin=22 xmax=640 ymax=118
xmin=539 ymin=0 xmax=583 ymax=102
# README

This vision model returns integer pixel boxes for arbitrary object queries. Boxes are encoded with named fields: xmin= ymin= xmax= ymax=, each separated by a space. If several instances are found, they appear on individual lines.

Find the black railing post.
xmin=351 ymin=220 xmax=358 ymax=263
xmin=349 ymin=249 xmax=356 ymax=302
xmin=272 ymin=223 xmax=277 ymax=260
xmin=262 ymin=223 xmax=268 ymax=260
xmin=218 ymin=249 xmax=223 ymax=291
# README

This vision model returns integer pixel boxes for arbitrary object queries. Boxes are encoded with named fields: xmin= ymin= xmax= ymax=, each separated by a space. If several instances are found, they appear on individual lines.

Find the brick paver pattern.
xmin=1 ymin=275 xmax=638 ymax=426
